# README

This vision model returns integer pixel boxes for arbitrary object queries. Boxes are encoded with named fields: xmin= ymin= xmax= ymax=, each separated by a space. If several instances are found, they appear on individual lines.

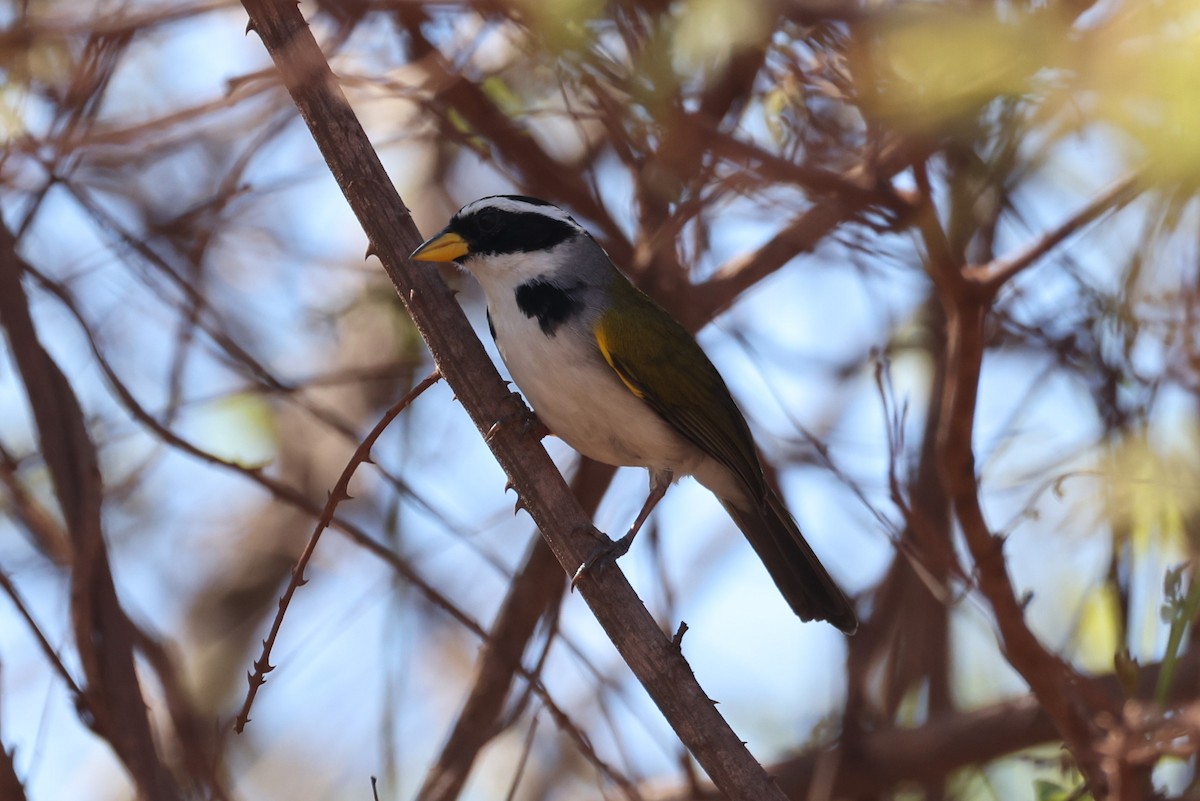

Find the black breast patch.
xmin=514 ymin=279 xmax=584 ymax=336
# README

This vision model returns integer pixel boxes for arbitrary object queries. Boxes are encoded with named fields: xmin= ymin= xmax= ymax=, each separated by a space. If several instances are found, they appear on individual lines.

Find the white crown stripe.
xmin=459 ymin=196 xmax=584 ymax=230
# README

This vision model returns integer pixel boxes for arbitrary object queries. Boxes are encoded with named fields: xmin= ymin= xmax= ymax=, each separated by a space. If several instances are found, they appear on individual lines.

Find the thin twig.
xmin=0 ymin=569 xmax=86 ymax=702
xmin=234 ymin=368 xmax=441 ymax=732
xmin=502 ymin=712 xmax=539 ymax=801
xmin=24 ymin=260 xmax=482 ymax=635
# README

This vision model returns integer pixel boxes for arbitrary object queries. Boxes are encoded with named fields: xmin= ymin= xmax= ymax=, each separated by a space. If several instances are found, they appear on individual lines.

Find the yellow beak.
xmin=411 ymin=230 xmax=470 ymax=263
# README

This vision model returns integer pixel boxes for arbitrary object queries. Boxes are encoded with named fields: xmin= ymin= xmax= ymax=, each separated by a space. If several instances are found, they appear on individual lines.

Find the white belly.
xmin=488 ymin=302 xmax=704 ymax=475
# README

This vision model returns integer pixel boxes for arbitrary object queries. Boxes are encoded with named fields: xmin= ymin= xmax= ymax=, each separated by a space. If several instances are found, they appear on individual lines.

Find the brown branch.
xmin=3 ymin=0 xmax=224 ymax=39
xmin=686 ymin=201 xmax=849 ymax=332
xmin=417 ymin=459 xmax=616 ymax=801
xmin=856 ymin=302 xmax=957 ymax=720
xmin=0 ymin=222 xmax=182 ymax=801
xmin=705 ymin=125 xmax=913 ymax=210
xmin=416 ymin=535 xmax=568 ymax=801
xmin=235 ymin=368 xmax=442 ymax=732
xmin=0 ymin=568 xmax=85 ymax=702
xmin=914 ymin=166 xmax=1114 ymax=795
xmin=687 ymin=138 xmax=921 ymax=332
xmin=240 ymin=2 xmax=792 ymax=798
xmin=130 ymin=629 xmax=235 ymax=801
xmin=24 ymin=260 xmax=481 ymax=636
xmin=26 ymin=261 xmax=617 ymax=777
xmin=0 ymin=441 xmax=72 ymax=564
xmin=966 ymin=173 xmax=1141 ymax=293
xmin=654 ymin=653 xmax=1200 ymax=800
xmin=0 ymin=738 xmax=25 ymax=801
xmin=394 ymin=6 xmax=631 ymax=264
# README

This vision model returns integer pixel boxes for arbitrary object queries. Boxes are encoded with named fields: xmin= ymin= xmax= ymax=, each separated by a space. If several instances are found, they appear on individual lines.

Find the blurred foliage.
xmin=1084 ymin=0 xmax=1200 ymax=185
xmin=0 ymin=0 xmax=1199 ymax=799
xmin=672 ymin=0 xmax=772 ymax=74
xmin=1100 ymin=429 xmax=1199 ymax=554
xmin=866 ymin=4 xmax=1065 ymax=134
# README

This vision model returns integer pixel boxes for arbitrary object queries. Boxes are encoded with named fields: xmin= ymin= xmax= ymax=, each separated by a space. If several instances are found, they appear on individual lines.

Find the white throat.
xmin=461 ymin=244 xmax=571 ymax=301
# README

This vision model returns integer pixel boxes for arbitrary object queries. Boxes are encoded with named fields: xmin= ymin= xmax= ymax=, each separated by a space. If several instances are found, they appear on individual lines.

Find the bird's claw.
xmin=570 ymin=530 xmax=635 ymax=590
xmin=485 ymin=403 xmax=550 ymax=443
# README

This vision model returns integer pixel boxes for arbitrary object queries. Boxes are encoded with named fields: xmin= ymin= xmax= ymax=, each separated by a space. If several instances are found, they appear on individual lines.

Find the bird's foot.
xmin=485 ymin=400 xmax=550 ymax=443
xmin=570 ymin=529 xmax=636 ymax=589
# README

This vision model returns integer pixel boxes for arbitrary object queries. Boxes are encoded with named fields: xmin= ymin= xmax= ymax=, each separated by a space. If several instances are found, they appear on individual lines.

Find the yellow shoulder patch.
xmin=594 ymin=318 xmax=645 ymax=400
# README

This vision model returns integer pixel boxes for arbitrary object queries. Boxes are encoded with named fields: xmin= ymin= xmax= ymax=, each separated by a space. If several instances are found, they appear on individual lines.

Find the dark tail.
xmin=719 ymin=487 xmax=858 ymax=634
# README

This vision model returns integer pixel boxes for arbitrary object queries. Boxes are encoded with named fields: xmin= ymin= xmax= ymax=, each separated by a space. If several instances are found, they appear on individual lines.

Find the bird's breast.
xmin=487 ymin=299 xmax=703 ymax=475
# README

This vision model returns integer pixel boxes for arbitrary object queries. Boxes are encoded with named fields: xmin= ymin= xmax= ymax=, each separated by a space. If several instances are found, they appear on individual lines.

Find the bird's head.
xmin=411 ymin=195 xmax=590 ymax=287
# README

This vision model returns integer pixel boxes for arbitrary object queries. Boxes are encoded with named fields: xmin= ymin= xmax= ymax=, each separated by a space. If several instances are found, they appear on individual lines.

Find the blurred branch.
xmin=394 ymin=6 xmax=632 ymax=264
xmin=0 ymin=222 xmax=183 ymax=800
xmin=0 ymin=568 xmax=84 ymax=701
xmin=967 ymin=173 xmax=1142 ymax=293
xmin=849 ymin=303 xmax=959 ymax=731
xmin=417 ymin=458 xmax=616 ymax=801
xmin=240 ymin=1 xmax=791 ymax=797
xmin=417 ymin=534 xmax=569 ymax=801
xmin=131 ymin=629 xmax=234 ymax=801
xmin=915 ymin=164 xmax=1115 ymax=796
xmin=24 ymin=261 xmax=480 ymax=629
xmin=706 ymin=126 xmax=913 ymax=210
xmin=0 ymin=737 xmax=25 ymax=801
xmin=689 ymin=138 xmax=917 ymax=331
xmin=0 ymin=441 xmax=72 ymax=564
xmin=3 ymin=0 xmax=227 ymax=38
xmin=654 ymin=652 xmax=1200 ymax=800
xmin=60 ymin=180 xmax=297 ymax=396
xmin=687 ymin=202 xmax=848 ymax=332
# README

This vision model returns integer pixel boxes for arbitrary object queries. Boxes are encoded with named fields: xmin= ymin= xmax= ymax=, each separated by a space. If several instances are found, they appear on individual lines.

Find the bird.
xmin=411 ymin=195 xmax=857 ymax=634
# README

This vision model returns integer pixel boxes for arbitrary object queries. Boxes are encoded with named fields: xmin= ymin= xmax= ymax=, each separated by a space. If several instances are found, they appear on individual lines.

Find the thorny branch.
xmin=235 ymin=368 xmax=443 ymax=732
xmin=240 ymin=1 xmax=793 ymax=798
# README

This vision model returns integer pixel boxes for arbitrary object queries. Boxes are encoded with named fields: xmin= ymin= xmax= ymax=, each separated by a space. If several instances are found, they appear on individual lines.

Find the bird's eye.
xmin=476 ymin=209 xmax=501 ymax=234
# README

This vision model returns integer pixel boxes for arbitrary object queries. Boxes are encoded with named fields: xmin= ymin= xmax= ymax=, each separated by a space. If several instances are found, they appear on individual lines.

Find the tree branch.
xmin=966 ymin=173 xmax=1141 ymax=293
xmin=914 ymin=166 xmax=1114 ymax=795
xmin=417 ymin=458 xmax=615 ymax=801
xmin=653 ymin=653 xmax=1200 ymax=800
xmin=235 ymin=369 xmax=442 ymax=732
xmin=0 ymin=222 xmax=182 ymax=801
xmin=239 ymin=2 xmax=792 ymax=797
xmin=0 ymin=739 xmax=26 ymax=801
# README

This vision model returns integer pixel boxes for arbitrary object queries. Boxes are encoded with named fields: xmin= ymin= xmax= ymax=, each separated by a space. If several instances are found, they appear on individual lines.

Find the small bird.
xmin=412 ymin=195 xmax=857 ymax=633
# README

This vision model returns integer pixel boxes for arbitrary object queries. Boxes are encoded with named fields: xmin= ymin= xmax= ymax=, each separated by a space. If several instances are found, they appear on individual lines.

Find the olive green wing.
xmin=593 ymin=282 xmax=765 ymax=498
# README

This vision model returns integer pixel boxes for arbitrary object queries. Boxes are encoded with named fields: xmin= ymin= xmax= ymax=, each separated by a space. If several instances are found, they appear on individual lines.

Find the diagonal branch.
xmin=966 ymin=173 xmax=1141 ymax=293
xmin=417 ymin=458 xmax=616 ymax=801
xmin=239 ymin=2 xmax=792 ymax=798
xmin=688 ymin=139 xmax=919 ymax=332
xmin=686 ymin=201 xmax=850 ymax=332
xmin=394 ymin=6 xmax=631 ymax=265
xmin=0 ymin=441 xmax=72 ymax=564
